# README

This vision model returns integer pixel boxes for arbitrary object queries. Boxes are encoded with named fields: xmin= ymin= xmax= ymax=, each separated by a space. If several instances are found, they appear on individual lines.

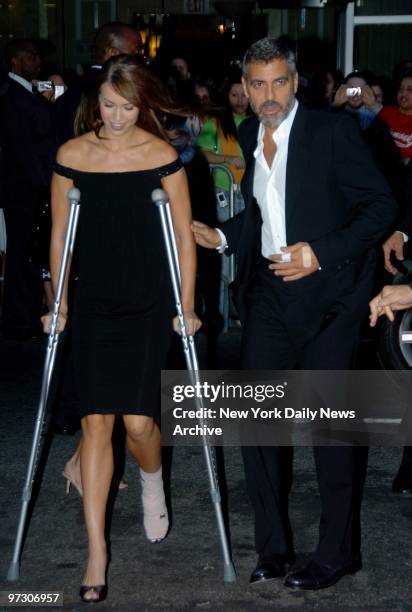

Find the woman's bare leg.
xmin=80 ymin=414 xmax=115 ymax=600
xmin=63 ymin=437 xmax=82 ymax=495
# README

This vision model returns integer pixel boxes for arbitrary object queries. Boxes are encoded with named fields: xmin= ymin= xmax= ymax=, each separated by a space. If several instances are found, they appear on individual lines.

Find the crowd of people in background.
xmin=0 ymin=27 xmax=411 ymax=343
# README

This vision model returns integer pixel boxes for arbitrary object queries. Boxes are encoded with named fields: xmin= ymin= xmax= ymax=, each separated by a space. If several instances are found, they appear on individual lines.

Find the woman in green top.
xmin=196 ymin=71 xmax=250 ymax=222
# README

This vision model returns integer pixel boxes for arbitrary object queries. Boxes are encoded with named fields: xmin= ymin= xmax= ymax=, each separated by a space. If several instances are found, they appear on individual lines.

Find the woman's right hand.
xmin=41 ymin=311 xmax=68 ymax=334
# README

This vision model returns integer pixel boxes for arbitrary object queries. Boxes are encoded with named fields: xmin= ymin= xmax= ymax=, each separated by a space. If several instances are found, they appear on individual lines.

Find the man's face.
xmin=398 ymin=77 xmax=412 ymax=115
xmin=12 ymin=43 xmax=41 ymax=81
xmin=103 ymin=28 xmax=143 ymax=62
xmin=242 ymin=59 xmax=298 ymax=130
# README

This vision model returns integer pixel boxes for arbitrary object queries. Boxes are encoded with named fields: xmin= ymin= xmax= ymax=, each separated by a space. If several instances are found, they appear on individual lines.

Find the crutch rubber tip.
xmin=151 ymin=188 xmax=168 ymax=206
xmin=6 ymin=561 xmax=20 ymax=581
xmin=223 ymin=562 xmax=237 ymax=583
xmin=68 ymin=187 xmax=81 ymax=202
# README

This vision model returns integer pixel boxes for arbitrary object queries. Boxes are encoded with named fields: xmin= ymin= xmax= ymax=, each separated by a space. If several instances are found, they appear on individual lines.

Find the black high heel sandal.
xmin=79 ymin=584 xmax=108 ymax=604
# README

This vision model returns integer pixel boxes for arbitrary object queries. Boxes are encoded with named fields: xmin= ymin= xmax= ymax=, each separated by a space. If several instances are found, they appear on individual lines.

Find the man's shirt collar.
xmin=8 ymin=72 xmax=34 ymax=93
xmin=254 ymin=99 xmax=299 ymax=159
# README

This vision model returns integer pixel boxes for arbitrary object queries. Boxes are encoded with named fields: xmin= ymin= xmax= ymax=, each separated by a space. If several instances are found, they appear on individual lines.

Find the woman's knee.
xmin=125 ymin=416 xmax=155 ymax=442
xmin=81 ymin=414 xmax=115 ymax=441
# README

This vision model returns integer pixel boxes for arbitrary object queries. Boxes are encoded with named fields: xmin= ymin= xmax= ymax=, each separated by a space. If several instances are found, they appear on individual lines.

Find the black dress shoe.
xmin=284 ymin=559 xmax=362 ymax=590
xmin=249 ymin=554 xmax=294 ymax=584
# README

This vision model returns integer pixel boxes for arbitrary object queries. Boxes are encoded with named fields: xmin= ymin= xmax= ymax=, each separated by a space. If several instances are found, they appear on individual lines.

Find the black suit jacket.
xmin=53 ymin=67 xmax=101 ymax=150
xmin=0 ymin=77 xmax=52 ymax=210
xmin=399 ymin=161 xmax=412 ymax=239
xmin=223 ymin=105 xmax=397 ymax=324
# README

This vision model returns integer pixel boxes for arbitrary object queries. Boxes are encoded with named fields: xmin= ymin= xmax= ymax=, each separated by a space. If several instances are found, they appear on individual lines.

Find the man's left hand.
xmin=269 ymin=242 xmax=320 ymax=281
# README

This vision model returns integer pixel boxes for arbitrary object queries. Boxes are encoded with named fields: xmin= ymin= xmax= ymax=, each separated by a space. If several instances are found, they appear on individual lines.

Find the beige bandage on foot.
xmin=140 ymin=466 xmax=169 ymax=542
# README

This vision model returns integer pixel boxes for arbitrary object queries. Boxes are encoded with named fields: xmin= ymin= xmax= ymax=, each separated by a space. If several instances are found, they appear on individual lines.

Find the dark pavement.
xmin=0 ymin=331 xmax=411 ymax=611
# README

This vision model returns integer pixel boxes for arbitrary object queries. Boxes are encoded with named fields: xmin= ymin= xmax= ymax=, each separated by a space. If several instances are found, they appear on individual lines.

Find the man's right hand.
xmin=191 ymin=221 xmax=222 ymax=249
xmin=382 ymin=231 xmax=405 ymax=274
xmin=332 ymin=84 xmax=349 ymax=107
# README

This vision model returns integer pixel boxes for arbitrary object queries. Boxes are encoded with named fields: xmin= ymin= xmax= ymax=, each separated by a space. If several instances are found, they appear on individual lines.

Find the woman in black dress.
xmin=42 ymin=55 xmax=201 ymax=603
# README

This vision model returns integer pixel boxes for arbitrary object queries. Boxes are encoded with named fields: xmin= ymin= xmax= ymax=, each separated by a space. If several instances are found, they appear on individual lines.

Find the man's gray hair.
xmin=242 ymin=37 xmax=297 ymax=78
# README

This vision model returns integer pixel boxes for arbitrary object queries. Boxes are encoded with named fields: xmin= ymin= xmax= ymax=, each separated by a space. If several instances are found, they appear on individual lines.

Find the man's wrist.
xmin=215 ymin=228 xmax=228 ymax=253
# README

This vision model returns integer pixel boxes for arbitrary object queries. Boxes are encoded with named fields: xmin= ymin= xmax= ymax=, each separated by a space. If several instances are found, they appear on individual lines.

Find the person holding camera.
xmin=0 ymin=39 xmax=53 ymax=340
xmin=333 ymin=70 xmax=404 ymax=214
xmin=332 ymin=70 xmax=382 ymax=130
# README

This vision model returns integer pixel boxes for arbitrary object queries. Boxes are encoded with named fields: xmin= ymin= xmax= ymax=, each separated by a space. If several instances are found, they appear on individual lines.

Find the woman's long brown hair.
xmin=74 ymin=54 xmax=186 ymax=139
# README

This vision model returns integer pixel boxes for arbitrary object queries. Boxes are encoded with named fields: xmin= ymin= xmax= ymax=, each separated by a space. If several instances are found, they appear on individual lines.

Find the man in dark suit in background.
xmin=0 ymin=39 xmax=53 ymax=340
xmin=192 ymin=37 xmax=397 ymax=590
xmin=53 ymin=22 xmax=143 ymax=148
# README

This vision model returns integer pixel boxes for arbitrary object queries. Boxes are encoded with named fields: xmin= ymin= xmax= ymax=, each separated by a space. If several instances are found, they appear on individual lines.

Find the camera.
xmin=346 ymin=87 xmax=361 ymax=97
xmin=36 ymin=80 xmax=53 ymax=93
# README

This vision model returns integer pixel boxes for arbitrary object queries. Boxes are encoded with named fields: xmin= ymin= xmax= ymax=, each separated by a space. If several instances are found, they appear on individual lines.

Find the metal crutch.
xmin=7 ymin=187 xmax=81 ymax=581
xmin=151 ymin=188 xmax=236 ymax=583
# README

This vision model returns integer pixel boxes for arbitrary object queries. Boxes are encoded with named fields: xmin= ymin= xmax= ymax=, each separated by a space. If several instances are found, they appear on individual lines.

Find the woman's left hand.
xmin=173 ymin=310 xmax=202 ymax=336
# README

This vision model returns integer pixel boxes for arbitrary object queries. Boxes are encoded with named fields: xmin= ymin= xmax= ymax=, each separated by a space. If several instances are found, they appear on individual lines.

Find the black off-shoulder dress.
xmin=54 ymin=158 xmax=183 ymax=418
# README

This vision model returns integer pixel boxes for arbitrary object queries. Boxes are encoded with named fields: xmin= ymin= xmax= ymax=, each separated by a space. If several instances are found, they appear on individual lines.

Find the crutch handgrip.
xmin=68 ymin=187 xmax=81 ymax=202
xmin=151 ymin=188 xmax=168 ymax=207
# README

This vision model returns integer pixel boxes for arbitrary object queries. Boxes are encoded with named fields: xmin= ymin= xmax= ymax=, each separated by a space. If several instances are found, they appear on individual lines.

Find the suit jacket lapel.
xmin=239 ymin=117 xmax=259 ymax=208
xmin=285 ymin=105 xmax=309 ymax=235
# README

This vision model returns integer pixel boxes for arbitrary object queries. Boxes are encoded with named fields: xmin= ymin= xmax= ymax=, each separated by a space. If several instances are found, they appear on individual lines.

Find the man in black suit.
xmin=192 ymin=38 xmax=397 ymax=590
xmin=0 ymin=39 xmax=53 ymax=340
xmin=53 ymin=22 xmax=143 ymax=148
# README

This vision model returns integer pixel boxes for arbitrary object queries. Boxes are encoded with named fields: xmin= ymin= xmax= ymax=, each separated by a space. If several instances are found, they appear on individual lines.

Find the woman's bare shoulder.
xmin=56 ymin=132 xmax=97 ymax=168
xmin=141 ymin=133 xmax=178 ymax=167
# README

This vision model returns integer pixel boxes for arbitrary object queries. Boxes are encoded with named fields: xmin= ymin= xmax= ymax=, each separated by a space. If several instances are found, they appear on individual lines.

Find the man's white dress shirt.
xmin=253 ymin=100 xmax=298 ymax=259
xmin=216 ymin=100 xmax=299 ymax=259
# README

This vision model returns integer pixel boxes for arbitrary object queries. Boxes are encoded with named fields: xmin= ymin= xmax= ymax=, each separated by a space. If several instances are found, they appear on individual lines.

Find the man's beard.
xmin=251 ymin=95 xmax=295 ymax=129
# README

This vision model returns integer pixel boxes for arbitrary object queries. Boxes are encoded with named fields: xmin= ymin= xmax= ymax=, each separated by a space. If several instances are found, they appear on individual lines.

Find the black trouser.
xmin=240 ymin=260 xmax=371 ymax=567
xmin=2 ymin=207 xmax=43 ymax=336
